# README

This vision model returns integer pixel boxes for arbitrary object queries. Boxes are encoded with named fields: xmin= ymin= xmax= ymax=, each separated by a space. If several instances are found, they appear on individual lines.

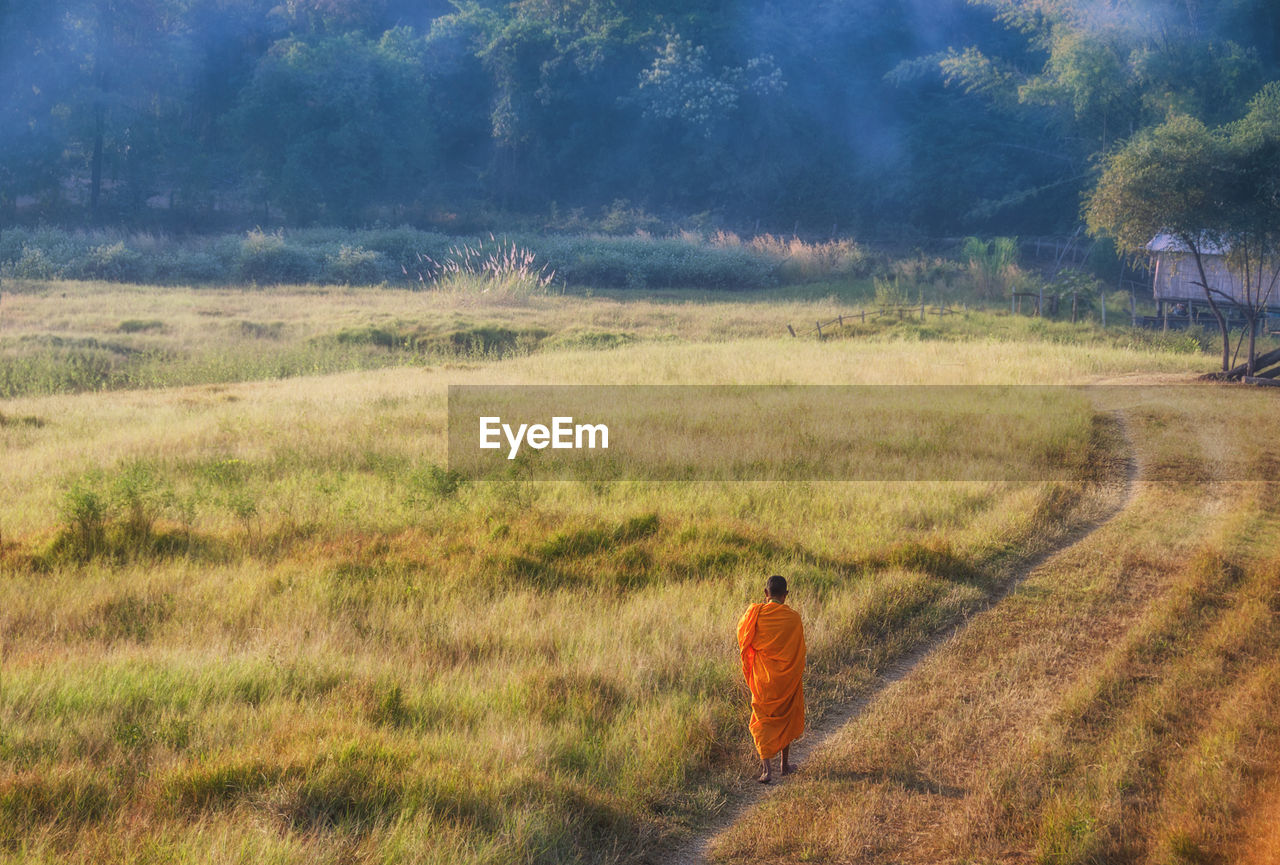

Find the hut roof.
xmin=1147 ymin=233 xmax=1228 ymax=255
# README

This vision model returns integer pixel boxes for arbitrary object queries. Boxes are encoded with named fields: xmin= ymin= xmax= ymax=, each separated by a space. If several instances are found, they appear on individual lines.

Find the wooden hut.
xmin=1146 ymin=233 xmax=1280 ymax=328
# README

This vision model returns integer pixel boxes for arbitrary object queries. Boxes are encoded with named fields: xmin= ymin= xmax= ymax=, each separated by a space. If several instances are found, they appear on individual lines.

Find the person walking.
xmin=737 ymin=575 xmax=805 ymax=783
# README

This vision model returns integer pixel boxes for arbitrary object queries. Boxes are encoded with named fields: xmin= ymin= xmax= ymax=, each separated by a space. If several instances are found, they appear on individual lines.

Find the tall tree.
xmin=68 ymin=0 xmax=190 ymax=219
xmin=1218 ymin=83 xmax=1280 ymax=374
xmin=1085 ymin=115 xmax=1234 ymax=370
xmin=929 ymin=0 xmax=1265 ymax=228
xmin=1087 ymin=85 xmax=1280 ymax=375
xmin=234 ymin=28 xmax=435 ymax=223
xmin=0 ymin=0 xmax=68 ymax=216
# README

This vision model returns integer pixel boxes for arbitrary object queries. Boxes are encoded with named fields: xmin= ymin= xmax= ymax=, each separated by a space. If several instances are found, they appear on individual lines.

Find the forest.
xmin=3 ymin=0 xmax=1280 ymax=236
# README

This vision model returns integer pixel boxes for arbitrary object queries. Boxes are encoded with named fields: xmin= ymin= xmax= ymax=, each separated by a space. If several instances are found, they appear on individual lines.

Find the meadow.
xmin=1 ymin=276 xmax=1277 ymax=864
xmin=713 ymin=387 xmax=1280 ymax=865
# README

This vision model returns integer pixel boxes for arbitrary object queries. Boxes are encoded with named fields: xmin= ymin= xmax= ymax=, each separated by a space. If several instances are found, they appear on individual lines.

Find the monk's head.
xmin=765 ymin=574 xmax=788 ymax=601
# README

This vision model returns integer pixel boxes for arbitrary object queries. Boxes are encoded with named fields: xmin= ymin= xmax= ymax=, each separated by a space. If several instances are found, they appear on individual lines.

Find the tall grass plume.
xmin=415 ymin=237 xmax=557 ymax=305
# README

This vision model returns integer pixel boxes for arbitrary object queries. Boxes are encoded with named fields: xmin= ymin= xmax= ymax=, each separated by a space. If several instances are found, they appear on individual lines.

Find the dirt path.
xmin=662 ymin=412 xmax=1139 ymax=865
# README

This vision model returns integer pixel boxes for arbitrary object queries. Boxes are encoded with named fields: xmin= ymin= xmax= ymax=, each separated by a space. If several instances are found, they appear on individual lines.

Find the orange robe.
xmin=737 ymin=600 xmax=805 ymax=760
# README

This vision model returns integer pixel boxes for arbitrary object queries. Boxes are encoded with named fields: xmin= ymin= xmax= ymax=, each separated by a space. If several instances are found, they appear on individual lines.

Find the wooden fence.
xmin=788 ymin=304 xmax=959 ymax=338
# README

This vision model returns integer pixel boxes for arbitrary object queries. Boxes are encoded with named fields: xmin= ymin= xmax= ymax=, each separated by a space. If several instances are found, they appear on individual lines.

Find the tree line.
xmin=1 ymin=0 xmax=1279 ymax=236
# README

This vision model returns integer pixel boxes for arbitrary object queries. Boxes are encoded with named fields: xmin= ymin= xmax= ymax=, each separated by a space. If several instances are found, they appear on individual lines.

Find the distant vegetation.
xmin=2 ymin=1 xmax=1279 ymax=234
xmin=0 ymin=226 xmax=869 ymax=290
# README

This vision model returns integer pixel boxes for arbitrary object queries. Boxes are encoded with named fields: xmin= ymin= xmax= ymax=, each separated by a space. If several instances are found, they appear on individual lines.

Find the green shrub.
xmin=0 ymin=226 xmax=29 ymax=263
xmin=162 ymin=250 xmax=225 ymax=284
xmin=48 ymin=463 xmax=175 ymax=560
xmin=60 ymin=473 xmax=109 ymax=557
xmin=598 ymin=199 xmax=663 ymax=235
xmin=0 ymin=226 xmax=869 ymax=290
xmin=962 ymin=236 xmax=1020 ymax=300
xmin=237 ymin=230 xmax=318 ymax=284
xmin=874 ymin=275 xmax=914 ymax=307
xmin=407 ymin=464 xmax=464 ymax=503
xmin=119 ymin=319 xmax=165 ymax=333
xmin=13 ymin=243 xmax=60 ymax=279
xmin=72 ymin=241 xmax=150 ymax=282
xmin=111 ymin=460 xmax=165 ymax=547
xmin=324 ymin=244 xmax=388 ymax=284
xmin=548 ymin=236 xmax=776 ymax=289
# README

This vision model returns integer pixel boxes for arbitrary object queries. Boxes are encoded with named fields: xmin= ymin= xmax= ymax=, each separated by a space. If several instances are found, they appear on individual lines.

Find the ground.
xmin=1 ymin=281 xmax=1277 ymax=864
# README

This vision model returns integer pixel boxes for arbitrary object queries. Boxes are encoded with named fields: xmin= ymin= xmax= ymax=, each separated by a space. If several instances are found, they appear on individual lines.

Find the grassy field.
xmin=1 ymin=279 xmax=1278 ymax=864
xmin=0 ymin=278 xmax=1207 ymax=400
xmin=712 ymin=387 xmax=1280 ymax=864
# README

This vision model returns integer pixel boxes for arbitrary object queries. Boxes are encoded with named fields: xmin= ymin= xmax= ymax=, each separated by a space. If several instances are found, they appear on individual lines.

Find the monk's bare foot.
xmin=779 ymin=746 xmax=795 ymax=776
xmin=757 ymin=771 xmax=772 ymax=783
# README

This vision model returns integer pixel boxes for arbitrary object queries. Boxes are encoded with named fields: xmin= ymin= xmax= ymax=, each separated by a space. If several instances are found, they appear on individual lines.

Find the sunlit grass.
xmin=2 ymin=286 xmax=1273 ymax=864
xmin=710 ymin=389 xmax=1280 ymax=865
xmin=0 ymin=279 xmax=1230 ymax=399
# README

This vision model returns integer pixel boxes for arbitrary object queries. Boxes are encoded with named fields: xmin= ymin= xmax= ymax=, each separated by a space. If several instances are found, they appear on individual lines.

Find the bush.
xmin=874 ymin=275 xmax=914 ymax=307
xmin=47 ymin=462 xmax=175 ymax=560
xmin=237 ymin=230 xmax=318 ymax=284
xmin=598 ymin=199 xmax=663 ymax=235
xmin=406 ymin=464 xmax=464 ymax=503
xmin=118 ymin=319 xmax=164 ymax=333
xmin=962 ymin=236 xmax=1020 ymax=300
xmin=12 ymin=244 xmax=61 ymax=279
xmin=162 ymin=250 xmax=225 ymax=284
xmin=547 ymin=236 xmax=776 ymax=289
xmin=0 ymin=226 xmax=890 ymax=290
xmin=324 ymin=244 xmax=388 ymax=285
xmin=6 ymin=228 xmax=98 ymax=279
xmin=0 ymin=227 xmax=28 ymax=263
xmin=358 ymin=227 xmax=450 ymax=273
xmin=749 ymin=235 xmax=871 ymax=281
xmin=111 ymin=460 xmax=165 ymax=547
xmin=72 ymin=241 xmax=151 ymax=282
xmin=61 ymin=474 xmax=109 ymax=557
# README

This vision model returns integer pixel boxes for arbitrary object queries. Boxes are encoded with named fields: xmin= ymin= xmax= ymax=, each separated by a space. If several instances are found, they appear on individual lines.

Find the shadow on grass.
xmin=32 ymin=525 xmax=239 ymax=570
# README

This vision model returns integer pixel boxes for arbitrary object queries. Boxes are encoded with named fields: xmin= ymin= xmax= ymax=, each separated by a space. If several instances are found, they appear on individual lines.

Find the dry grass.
xmin=740 ymin=234 xmax=868 ymax=282
xmin=709 ymin=388 xmax=1280 ymax=865
xmin=0 ymin=279 xmax=1226 ymax=399
xmin=2 ymin=284 xmax=1275 ymax=864
xmin=1234 ymin=780 xmax=1280 ymax=865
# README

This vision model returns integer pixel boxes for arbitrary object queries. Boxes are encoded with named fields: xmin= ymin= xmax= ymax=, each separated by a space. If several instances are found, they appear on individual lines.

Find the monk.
xmin=737 ymin=574 xmax=805 ymax=783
